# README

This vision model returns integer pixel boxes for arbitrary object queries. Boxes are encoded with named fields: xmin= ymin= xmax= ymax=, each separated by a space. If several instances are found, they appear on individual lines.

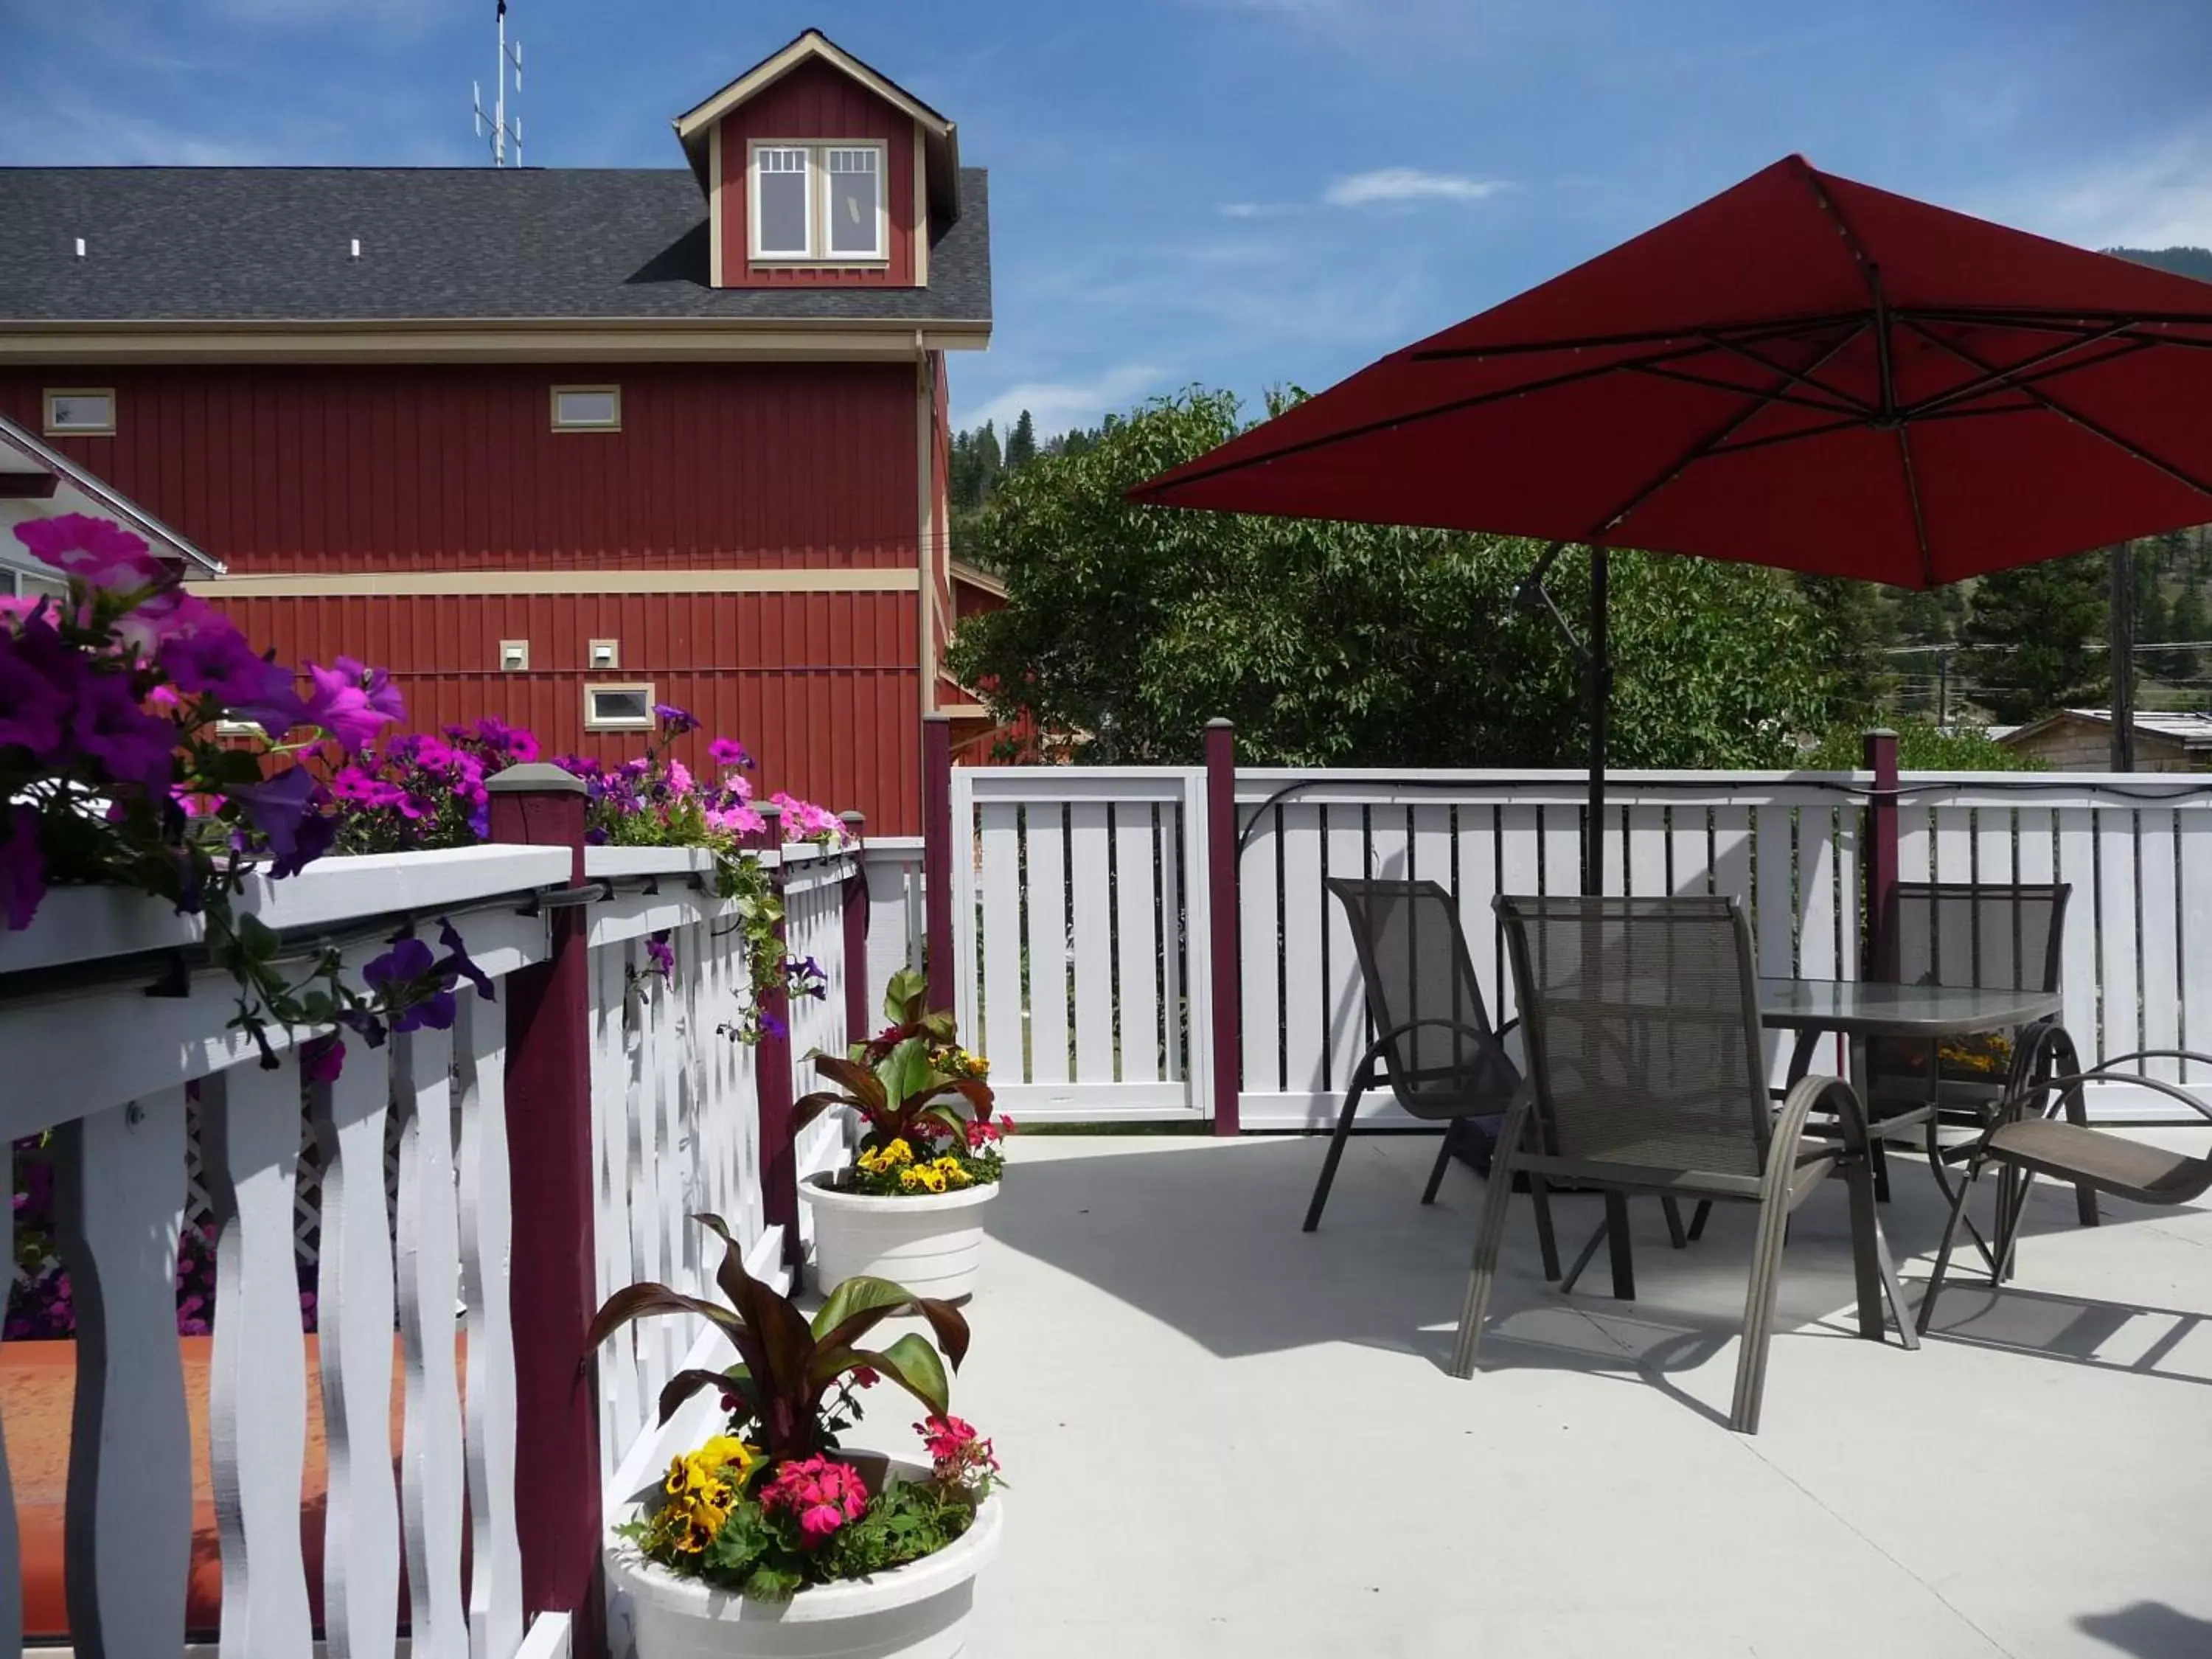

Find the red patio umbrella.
xmin=1131 ymin=153 xmax=2212 ymax=891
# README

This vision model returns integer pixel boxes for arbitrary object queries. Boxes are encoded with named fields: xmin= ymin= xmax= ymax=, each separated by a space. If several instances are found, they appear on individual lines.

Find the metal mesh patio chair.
xmin=1863 ymin=881 xmax=2073 ymax=1210
xmin=1306 ymin=878 xmax=1559 ymax=1276
xmin=1452 ymin=894 xmax=1918 ymax=1435
xmin=1919 ymin=1028 xmax=2212 ymax=1332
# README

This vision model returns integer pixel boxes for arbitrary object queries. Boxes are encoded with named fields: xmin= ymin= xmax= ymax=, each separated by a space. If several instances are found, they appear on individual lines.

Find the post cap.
xmin=485 ymin=762 xmax=588 ymax=796
xmin=923 ymin=712 xmax=952 ymax=726
xmin=1205 ymin=717 xmax=1235 ymax=729
xmin=1863 ymin=727 xmax=1899 ymax=740
xmin=839 ymin=810 xmax=866 ymax=827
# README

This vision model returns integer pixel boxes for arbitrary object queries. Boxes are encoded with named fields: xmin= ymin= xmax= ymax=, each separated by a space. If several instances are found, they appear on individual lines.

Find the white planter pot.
xmin=801 ymin=1173 xmax=999 ymax=1302
xmin=611 ymin=1470 xmax=1002 ymax=1659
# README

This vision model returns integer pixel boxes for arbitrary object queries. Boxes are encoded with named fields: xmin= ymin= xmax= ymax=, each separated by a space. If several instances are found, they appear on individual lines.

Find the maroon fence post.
xmin=1205 ymin=719 xmax=1242 ymax=1136
xmin=747 ymin=804 xmax=801 ymax=1269
xmin=922 ymin=714 xmax=955 ymax=1012
xmin=840 ymin=811 xmax=872 ymax=1045
xmin=1863 ymin=728 xmax=1900 ymax=982
xmin=485 ymin=762 xmax=603 ymax=1654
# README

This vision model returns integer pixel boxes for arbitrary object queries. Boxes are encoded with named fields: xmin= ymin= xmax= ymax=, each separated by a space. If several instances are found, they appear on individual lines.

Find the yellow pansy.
xmin=858 ymin=1137 xmax=917 ymax=1175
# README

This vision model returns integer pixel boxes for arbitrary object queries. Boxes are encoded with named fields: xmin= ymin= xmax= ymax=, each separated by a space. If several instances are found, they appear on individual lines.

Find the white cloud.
xmin=1218 ymin=201 xmax=1307 ymax=219
xmin=1991 ymin=129 xmax=2212 ymax=251
xmin=966 ymin=364 xmax=1171 ymax=436
xmin=1322 ymin=167 xmax=1509 ymax=207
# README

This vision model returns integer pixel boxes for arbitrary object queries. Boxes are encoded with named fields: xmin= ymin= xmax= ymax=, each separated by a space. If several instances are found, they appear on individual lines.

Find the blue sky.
xmin=4 ymin=0 xmax=2211 ymax=434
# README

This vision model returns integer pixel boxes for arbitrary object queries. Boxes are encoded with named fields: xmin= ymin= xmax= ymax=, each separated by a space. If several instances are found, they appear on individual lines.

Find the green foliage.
xmin=946 ymin=387 xmax=1846 ymax=768
xmin=1004 ymin=408 xmax=1037 ymax=471
xmin=1960 ymin=553 xmax=2109 ymax=724
xmin=813 ymin=1476 xmax=979 ymax=1582
xmin=583 ymin=1214 xmax=970 ymax=1461
xmin=1803 ymin=719 xmax=2044 ymax=772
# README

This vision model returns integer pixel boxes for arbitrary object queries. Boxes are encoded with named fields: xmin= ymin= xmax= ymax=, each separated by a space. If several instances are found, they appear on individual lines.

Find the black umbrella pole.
xmin=1585 ymin=546 xmax=1610 ymax=897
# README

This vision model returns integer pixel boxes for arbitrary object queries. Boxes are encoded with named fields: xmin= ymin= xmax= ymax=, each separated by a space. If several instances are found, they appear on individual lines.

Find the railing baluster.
xmin=457 ymin=994 xmax=525 ymax=1659
xmin=309 ymin=1034 xmax=401 ymax=1659
xmin=55 ymin=1088 xmax=192 ymax=1659
xmin=0 ymin=1137 xmax=19 ymax=1658
xmin=202 ymin=1060 xmax=316 ymax=1656
xmin=393 ymin=1026 xmax=469 ymax=1659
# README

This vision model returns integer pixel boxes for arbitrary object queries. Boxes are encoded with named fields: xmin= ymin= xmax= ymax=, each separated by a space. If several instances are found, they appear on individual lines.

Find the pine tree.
xmin=1004 ymin=409 xmax=1037 ymax=471
xmin=1959 ymin=552 xmax=2109 ymax=723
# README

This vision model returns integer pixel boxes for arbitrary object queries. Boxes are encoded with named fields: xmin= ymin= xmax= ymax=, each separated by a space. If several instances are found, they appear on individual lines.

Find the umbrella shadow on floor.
xmin=990 ymin=1133 xmax=1884 ymax=1421
xmin=2076 ymin=1601 xmax=2212 ymax=1659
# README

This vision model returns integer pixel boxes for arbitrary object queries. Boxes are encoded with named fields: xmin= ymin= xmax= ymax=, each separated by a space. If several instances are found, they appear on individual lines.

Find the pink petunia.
xmin=13 ymin=513 xmax=168 ymax=592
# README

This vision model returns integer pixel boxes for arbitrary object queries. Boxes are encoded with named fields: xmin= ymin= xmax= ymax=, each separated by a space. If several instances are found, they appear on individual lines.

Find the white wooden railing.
xmin=0 ymin=846 xmax=568 ymax=1659
xmin=947 ymin=764 xmax=2212 ymax=1127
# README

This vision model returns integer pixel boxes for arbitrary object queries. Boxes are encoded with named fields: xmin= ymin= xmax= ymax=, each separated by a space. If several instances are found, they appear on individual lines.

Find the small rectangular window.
xmin=584 ymin=683 xmax=655 ymax=731
xmin=44 ymin=388 xmax=114 ymax=436
xmin=754 ymin=145 xmax=812 ymax=257
xmin=825 ymin=147 xmax=883 ymax=258
xmin=552 ymin=386 xmax=621 ymax=431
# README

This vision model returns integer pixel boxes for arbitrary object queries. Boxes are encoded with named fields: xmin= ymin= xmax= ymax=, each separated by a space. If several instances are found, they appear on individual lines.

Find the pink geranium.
xmin=759 ymin=1454 xmax=870 ymax=1545
xmin=914 ymin=1413 xmax=1000 ymax=1489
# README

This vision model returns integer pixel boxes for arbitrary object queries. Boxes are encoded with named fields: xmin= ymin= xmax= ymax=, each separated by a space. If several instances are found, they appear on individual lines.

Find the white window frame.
xmin=583 ymin=682 xmax=657 ymax=731
xmin=551 ymin=385 xmax=622 ymax=432
xmin=747 ymin=139 xmax=888 ymax=265
xmin=44 ymin=387 xmax=115 ymax=437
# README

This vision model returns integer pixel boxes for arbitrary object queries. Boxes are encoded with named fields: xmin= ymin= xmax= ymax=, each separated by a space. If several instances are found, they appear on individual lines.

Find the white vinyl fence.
xmin=0 ymin=846 xmax=568 ymax=1659
xmin=947 ymin=765 xmax=2212 ymax=1127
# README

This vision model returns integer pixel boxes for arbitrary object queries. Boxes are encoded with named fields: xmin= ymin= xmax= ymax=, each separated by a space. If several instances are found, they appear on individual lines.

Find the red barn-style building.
xmin=0 ymin=29 xmax=996 ymax=833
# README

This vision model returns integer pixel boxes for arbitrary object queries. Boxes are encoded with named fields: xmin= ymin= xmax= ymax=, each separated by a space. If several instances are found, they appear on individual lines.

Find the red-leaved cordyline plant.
xmin=582 ymin=1212 xmax=969 ymax=1466
xmin=793 ymin=966 xmax=1000 ymax=1162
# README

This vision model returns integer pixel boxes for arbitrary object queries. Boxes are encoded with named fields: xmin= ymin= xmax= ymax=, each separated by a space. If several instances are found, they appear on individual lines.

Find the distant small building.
xmin=1997 ymin=709 xmax=2212 ymax=771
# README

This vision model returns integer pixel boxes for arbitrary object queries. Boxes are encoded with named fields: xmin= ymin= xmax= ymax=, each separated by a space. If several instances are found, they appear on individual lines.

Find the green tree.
xmin=1805 ymin=717 xmax=2042 ymax=771
xmin=1958 ymin=553 xmax=2108 ymax=723
xmin=1795 ymin=576 xmax=1895 ymax=729
xmin=1004 ymin=409 xmax=1037 ymax=472
xmin=946 ymin=388 xmax=1844 ymax=768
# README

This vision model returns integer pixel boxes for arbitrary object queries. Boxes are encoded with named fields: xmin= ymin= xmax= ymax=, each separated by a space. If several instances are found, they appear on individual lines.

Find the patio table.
xmin=1563 ymin=977 xmax=2065 ymax=1296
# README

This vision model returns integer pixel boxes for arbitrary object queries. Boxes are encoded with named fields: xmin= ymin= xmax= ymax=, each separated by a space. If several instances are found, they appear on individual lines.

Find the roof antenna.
xmin=471 ymin=0 xmax=524 ymax=167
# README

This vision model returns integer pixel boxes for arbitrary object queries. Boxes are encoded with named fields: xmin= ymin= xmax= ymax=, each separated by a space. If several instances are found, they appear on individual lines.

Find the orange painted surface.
xmin=3 ymin=1335 xmax=452 ymax=1641
xmin=714 ymin=58 xmax=918 ymax=289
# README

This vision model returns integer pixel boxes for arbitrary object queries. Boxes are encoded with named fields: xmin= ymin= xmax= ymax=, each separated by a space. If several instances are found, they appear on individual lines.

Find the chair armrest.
xmin=2042 ymin=1065 xmax=2212 ymax=1125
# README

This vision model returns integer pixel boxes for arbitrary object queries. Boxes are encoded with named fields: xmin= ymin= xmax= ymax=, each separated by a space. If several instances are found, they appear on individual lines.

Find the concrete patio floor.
xmin=867 ymin=1130 xmax=2212 ymax=1659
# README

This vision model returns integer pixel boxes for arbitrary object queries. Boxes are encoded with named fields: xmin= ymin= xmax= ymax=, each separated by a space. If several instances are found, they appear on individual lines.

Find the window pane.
xmin=827 ymin=149 xmax=880 ymax=257
xmin=757 ymin=147 xmax=810 ymax=254
xmin=554 ymin=389 xmax=618 ymax=428
xmin=588 ymin=687 xmax=653 ymax=727
xmin=48 ymin=392 xmax=112 ymax=431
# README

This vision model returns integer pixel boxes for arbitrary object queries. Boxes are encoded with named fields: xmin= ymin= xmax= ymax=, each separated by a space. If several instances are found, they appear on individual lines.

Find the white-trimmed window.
xmin=584 ymin=684 xmax=656 ymax=731
xmin=4 ymin=563 xmax=69 ymax=603
xmin=44 ymin=388 xmax=114 ymax=436
xmin=749 ymin=142 xmax=886 ymax=262
xmin=552 ymin=386 xmax=621 ymax=431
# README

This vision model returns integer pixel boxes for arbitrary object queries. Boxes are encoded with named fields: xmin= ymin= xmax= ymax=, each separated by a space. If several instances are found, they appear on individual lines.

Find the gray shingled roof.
xmin=0 ymin=166 xmax=990 ymax=324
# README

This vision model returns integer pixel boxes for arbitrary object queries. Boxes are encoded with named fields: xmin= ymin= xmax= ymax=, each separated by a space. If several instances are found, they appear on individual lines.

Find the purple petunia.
xmin=646 ymin=930 xmax=675 ymax=980
xmin=72 ymin=670 xmax=180 ymax=799
xmin=301 ymin=1034 xmax=345 ymax=1084
xmin=229 ymin=767 xmax=337 ymax=879
xmin=1 ymin=804 xmax=46 ymax=931
xmin=302 ymin=656 xmax=404 ymax=751
xmin=437 ymin=917 xmax=495 ymax=1003
xmin=652 ymin=702 xmax=698 ymax=736
xmin=13 ymin=513 xmax=168 ymax=593
xmin=707 ymin=736 xmax=752 ymax=771
xmin=0 ymin=623 xmax=74 ymax=758
xmin=159 ymin=625 xmax=308 ymax=740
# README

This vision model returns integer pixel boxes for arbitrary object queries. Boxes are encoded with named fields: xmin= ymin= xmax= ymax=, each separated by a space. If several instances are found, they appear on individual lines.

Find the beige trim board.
xmin=709 ymin=123 xmax=725 ymax=288
xmin=913 ymin=124 xmax=930 ymax=288
xmin=0 ymin=320 xmax=992 ymax=364
xmin=187 ymin=568 xmax=923 ymax=599
xmin=674 ymin=32 xmax=952 ymax=143
xmin=936 ymin=701 xmax=993 ymax=720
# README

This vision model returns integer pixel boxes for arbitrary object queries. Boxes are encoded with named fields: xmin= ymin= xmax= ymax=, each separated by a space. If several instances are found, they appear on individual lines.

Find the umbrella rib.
xmin=1585 ymin=326 xmax=1868 ymax=538
xmin=1624 ymin=360 xmax=1866 ymax=417
xmin=1694 ymin=330 xmax=1877 ymax=415
xmin=1900 ymin=321 xmax=2144 ymax=420
xmin=1893 ymin=423 xmax=1936 ymax=587
xmin=1902 ymin=319 xmax=2212 ymax=499
xmin=1408 ymin=310 xmax=1868 ymax=364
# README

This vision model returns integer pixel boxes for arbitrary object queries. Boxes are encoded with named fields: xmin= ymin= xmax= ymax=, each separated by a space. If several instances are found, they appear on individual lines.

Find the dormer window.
xmin=748 ymin=141 xmax=885 ymax=263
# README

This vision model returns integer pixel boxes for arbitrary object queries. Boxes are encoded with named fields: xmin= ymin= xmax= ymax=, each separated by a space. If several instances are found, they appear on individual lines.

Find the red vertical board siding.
xmin=209 ymin=591 xmax=923 ymax=835
xmin=0 ymin=363 xmax=917 ymax=571
xmin=714 ymin=60 xmax=916 ymax=289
